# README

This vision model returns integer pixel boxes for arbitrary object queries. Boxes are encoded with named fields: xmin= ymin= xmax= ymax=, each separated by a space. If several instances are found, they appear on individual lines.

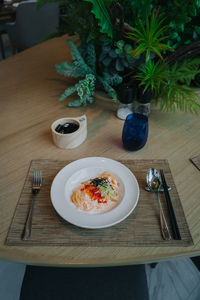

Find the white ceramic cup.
xmin=51 ymin=115 xmax=87 ymax=149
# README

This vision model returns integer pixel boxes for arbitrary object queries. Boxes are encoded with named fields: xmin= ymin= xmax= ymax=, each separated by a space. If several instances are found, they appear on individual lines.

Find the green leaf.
xmin=84 ymin=0 xmax=113 ymax=39
xmin=116 ymin=40 xmax=125 ymax=49
xmin=58 ymin=86 xmax=77 ymax=101
xmin=124 ymin=44 xmax=132 ymax=53
xmin=109 ymin=50 xmax=117 ymax=58
xmin=170 ymin=32 xmax=179 ymax=39
xmin=67 ymin=40 xmax=93 ymax=75
xmin=115 ymin=59 xmax=124 ymax=71
xmin=84 ymin=43 xmax=96 ymax=73
xmin=102 ymin=72 xmax=123 ymax=86
xmin=180 ymin=23 xmax=184 ymax=32
xmin=115 ymin=48 xmax=123 ymax=54
xmin=126 ymin=54 xmax=133 ymax=61
xmin=68 ymin=99 xmax=83 ymax=107
xmin=55 ymin=62 xmax=86 ymax=78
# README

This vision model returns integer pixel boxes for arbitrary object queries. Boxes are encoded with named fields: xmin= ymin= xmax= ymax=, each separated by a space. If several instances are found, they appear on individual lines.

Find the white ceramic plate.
xmin=50 ymin=157 xmax=139 ymax=229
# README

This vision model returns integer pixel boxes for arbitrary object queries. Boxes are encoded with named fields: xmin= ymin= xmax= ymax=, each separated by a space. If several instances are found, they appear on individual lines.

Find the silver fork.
xmin=22 ymin=171 xmax=42 ymax=241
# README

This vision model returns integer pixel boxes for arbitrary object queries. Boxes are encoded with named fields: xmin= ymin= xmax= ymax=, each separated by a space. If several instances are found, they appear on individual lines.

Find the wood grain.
xmin=6 ymin=159 xmax=193 ymax=247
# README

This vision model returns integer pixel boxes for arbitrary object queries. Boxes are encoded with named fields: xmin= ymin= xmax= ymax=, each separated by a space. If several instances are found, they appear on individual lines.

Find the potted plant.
xmin=124 ymin=11 xmax=171 ymax=115
xmin=125 ymin=12 xmax=200 ymax=115
xmin=37 ymin=0 xmax=200 ymax=114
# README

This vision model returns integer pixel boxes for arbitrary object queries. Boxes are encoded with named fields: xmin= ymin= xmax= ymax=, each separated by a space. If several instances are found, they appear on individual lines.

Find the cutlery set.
xmin=146 ymin=168 xmax=181 ymax=241
xmin=146 ymin=168 xmax=171 ymax=240
xmin=21 ymin=167 xmax=181 ymax=241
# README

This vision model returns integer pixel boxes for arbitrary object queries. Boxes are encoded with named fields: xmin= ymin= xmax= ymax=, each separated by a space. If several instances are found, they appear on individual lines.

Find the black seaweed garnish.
xmin=90 ymin=177 xmax=109 ymax=187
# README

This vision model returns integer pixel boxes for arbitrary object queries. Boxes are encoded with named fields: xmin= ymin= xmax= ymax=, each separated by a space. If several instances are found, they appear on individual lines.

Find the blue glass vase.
xmin=122 ymin=113 xmax=148 ymax=151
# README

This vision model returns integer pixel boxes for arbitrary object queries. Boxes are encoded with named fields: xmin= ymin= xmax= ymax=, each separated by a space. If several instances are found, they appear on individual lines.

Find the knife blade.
xmin=160 ymin=169 xmax=181 ymax=240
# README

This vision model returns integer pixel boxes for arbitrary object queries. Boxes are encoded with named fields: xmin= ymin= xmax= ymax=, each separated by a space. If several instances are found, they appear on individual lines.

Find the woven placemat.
xmin=6 ymin=159 xmax=193 ymax=246
xmin=190 ymin=155 xmax=200 ymax=171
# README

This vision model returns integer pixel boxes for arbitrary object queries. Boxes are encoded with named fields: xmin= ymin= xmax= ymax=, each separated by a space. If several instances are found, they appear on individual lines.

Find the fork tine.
xmin=36 ymin=171 xmax=38 ymax=185
xmin=33 ymin=170 xmax=36 ymax=185
xmin=39 ymin=171 xmax=42 ymax=185
xmin=33 ymin=170 xmax=42 ymax=186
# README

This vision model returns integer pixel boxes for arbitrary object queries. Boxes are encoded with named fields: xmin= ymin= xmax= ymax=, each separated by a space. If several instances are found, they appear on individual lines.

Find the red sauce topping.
xmin=81 ymin=184 xmax=107 ymax=204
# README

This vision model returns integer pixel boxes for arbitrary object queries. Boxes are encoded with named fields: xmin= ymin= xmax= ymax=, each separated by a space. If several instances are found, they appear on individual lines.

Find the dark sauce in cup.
xmin=55 ymin=122 xmax=79 ymax=134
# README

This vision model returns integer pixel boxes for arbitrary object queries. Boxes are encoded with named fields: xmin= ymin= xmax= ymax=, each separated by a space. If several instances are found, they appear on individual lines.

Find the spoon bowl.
xmin=144 ymin=185 xmax=171 ymax=192
xmin=146 ymin=168 xmax=161 ymax=191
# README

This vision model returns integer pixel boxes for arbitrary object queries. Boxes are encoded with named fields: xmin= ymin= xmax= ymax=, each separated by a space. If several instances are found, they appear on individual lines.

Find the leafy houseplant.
xmin=125 ymin=12 xmax=172 ymax=114
xmin=154 ymin=59 xmax=200 ymax=114
xmin=125 ymin=13 xmax=200 ymax=114
xmin=133 ymin=58 xmax=200 ymax=114
xmin=37 ymin=0 xmax=200 ymax=113
xmin=136 ymin=60 xmax=167 ymax=92
xmin=99 ymin=40 xmax=133 ymax=75
xmin=41 ymin=0 xmax=200 ymax=51
xmin=56 ymin=40 xmax=122 ymax=107
xmin=126 ymin=13 xmax=172 ymax=62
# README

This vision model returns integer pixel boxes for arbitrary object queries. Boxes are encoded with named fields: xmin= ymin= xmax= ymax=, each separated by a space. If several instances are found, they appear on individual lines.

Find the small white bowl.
xmin=51 ymin=115 xmax=87 ymax=149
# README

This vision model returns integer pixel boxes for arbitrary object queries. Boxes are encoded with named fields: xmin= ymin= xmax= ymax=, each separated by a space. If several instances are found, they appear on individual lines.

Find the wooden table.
xmin=0 ymin=35 xmax=200 ymax=267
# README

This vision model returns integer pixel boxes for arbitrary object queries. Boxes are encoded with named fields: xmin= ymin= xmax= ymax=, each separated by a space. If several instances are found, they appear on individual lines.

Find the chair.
xmin=4 ymin=0 xmax=59 ymax=51
xmin=20 ymin=264 xmax=149 ymax=300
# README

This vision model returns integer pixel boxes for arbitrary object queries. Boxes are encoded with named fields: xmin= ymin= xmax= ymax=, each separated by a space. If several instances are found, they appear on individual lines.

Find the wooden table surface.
xmin=0 ymin=35 xmax=200 ymax=267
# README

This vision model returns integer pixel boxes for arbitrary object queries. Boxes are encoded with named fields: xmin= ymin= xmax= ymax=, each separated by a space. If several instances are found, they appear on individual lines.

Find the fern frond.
xmin=56 ymin=62 xmax=86 ymax=78
xmin=66 ymin=74 xmax=96 ymax=107
xmin=85 ymin=43 xmax=96 ymax=73
xmin=102 ymin=72 xmax=123 ymax=86
xmin=58 ymin=85 xmax=78 ymax=101
xmin=178 ymin=58 xmax=200 ymax=71
xmin=67 ymin=40 xmax=94 ymax=75
xmin=105 ymin=87 xmax=118 ymax=101
xmin=158 ymin=84 xmax=200 ymax=114
xmin=169 ymin=59 xmax=200 ymax=86
xmin=57 ymin=40 xmax=121 ymax=106
xmin=68 ymin=99 xmax=83 ymax=107
xmin=97 ymin=76 xmax=118 ymax=101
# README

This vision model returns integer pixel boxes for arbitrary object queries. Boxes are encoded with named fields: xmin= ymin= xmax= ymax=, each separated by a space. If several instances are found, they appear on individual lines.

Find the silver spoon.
xmin=146 ymin=168 xmax=171 ymax=240
xmin=145 ymin=185 xmax=171 ymax=193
